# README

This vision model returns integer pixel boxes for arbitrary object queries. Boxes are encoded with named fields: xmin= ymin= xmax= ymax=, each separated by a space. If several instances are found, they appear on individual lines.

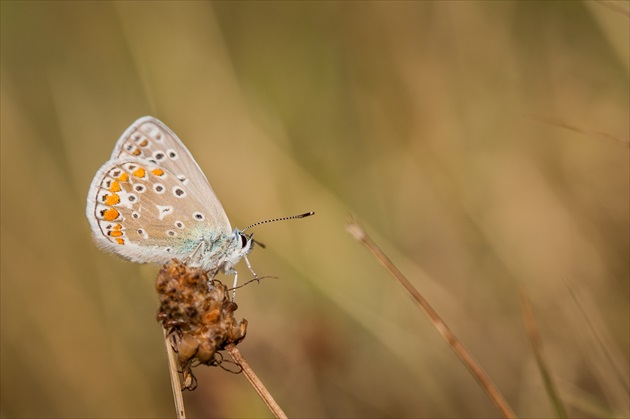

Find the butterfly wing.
xmin=86 ymin=157 xmax=232 ymax=266
xmin=110 ymin=116 xmax=231 ymax=230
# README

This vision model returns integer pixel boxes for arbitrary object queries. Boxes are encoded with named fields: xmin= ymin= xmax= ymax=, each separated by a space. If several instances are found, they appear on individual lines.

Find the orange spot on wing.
xmin=117 ymin=172 xmax=129 ymax=182
xmin=133 ymin=149 xmax=141 ymax=156
xmin=109 ymin=181 xmax=121 ymax=192
xmin=103 ymin=208 xmax=119 ymax=221
xmin=110 ymin=230 xmax=123 ymax=237
xmin=133 ymin=168 xmax=146 ymax=178
xmin=152 ymin=168 xmax=164 ymax=176
xmin=104 ymin=193 xmax=120 ymax=206
xmin=139 ymin=139 xmax=149 ymax=147
xmin=116 ymin=238 xmax=125 ymax=245
xmin=113 ymin=224 xmax=122 ymax=230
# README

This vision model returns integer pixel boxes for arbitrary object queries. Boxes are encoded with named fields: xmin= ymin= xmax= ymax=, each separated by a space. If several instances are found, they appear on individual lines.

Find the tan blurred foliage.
xmin=1 ymin=2 xmax=628 ymax=418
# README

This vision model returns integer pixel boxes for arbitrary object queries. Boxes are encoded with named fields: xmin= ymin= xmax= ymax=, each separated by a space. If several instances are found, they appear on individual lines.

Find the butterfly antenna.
xmin=242 ymin=211 xmax=315 ymax=232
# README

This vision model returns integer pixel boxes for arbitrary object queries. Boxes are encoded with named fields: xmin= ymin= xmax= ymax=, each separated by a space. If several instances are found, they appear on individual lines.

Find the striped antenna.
xmin=242 ymin=211 xmax=315 ymax=232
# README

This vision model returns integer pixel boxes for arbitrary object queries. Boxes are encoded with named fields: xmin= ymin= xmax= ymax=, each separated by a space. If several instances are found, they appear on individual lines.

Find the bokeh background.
xmin=1 ymin=1 xmax=628 ymax=418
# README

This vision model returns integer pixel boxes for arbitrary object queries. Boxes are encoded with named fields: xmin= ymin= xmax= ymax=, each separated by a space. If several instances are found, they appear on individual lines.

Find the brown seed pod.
xmin=156 ymin=260 xmax=248 ymax=390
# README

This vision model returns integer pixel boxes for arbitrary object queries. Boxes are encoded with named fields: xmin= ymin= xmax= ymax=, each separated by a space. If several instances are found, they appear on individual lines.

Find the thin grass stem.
xmin=163 ymin=328 xmax=186 ymax=419
xmin=347 ymin=217 xmax=516 ymax=419
xmin=520 ymin=290 xmax=567 ymax=418
xmin=226 ymin=344 xmax=288 ymax=419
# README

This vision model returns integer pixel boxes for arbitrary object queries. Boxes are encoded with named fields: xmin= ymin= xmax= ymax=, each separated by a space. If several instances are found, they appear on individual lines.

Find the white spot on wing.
xmin=157 ymin=205 xmax=173 ymax=220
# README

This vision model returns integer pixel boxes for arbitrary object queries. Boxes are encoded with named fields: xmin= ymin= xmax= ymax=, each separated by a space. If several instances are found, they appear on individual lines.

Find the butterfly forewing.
xmin=87 ymin=157 xmax=231 ymax=264
xmin=110 ymin=116 xmax=231 ymax=230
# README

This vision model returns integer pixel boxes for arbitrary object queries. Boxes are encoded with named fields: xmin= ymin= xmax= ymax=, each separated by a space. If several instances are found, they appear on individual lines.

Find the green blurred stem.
xmin=520 ymin=291 xmax=568 ymax=418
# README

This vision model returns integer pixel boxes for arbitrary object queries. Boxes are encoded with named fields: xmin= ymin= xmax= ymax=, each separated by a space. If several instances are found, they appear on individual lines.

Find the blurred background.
xmin=1 ymin=1 xmax=628 ymax=418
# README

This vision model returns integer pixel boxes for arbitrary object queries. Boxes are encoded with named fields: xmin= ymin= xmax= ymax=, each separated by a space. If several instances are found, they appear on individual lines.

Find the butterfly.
xmin=86 ymin=116 xmax=312 ymax=290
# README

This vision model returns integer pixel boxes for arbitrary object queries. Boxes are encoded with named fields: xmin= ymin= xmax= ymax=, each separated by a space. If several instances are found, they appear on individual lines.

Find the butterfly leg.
xmin=244 ymin=256 xmax=259 ymax=282
xmin=228 ymin=258 xmax=258 ymax=300
xmin=231 ymin=271 xmax=239 ymax=301
xmin=184 ymin=240 xmax=205 ymax=265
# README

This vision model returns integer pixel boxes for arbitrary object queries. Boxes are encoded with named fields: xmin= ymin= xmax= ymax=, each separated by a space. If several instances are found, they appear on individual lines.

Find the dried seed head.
xmin=156 ymin=259 xmax=248 ymax=390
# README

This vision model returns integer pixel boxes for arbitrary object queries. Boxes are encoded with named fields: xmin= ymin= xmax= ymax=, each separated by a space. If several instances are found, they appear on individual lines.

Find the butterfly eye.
xmin=240 ymin=233 xmax=248 ymax=248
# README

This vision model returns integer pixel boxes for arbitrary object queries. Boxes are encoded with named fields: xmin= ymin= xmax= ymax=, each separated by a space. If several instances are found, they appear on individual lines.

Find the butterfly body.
xmin=86 ymin=116 xmax=254 ymax=279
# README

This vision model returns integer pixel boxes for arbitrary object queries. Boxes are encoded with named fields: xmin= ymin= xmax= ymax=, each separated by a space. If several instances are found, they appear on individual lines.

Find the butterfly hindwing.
xmin=86 ymin=157 xmax=231 ymax=264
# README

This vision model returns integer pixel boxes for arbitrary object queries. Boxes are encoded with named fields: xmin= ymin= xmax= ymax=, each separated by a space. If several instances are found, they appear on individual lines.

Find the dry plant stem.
xmin=528 ymin=114 xmax=630 ymax=147
xmin=347 ymin=219 xmax=517 ymax=419
xmin=520 ymin=290 xmax=567 ymax=418
xmin=163 ymin=328 xmax=186 ymax=419
xmin=597 ymin=0 xmax=630 ymax=20
xmin=564 ymin=279 xmax=630 ymax=392
xmin=226 ymin=344 xmax=288 ymax=419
